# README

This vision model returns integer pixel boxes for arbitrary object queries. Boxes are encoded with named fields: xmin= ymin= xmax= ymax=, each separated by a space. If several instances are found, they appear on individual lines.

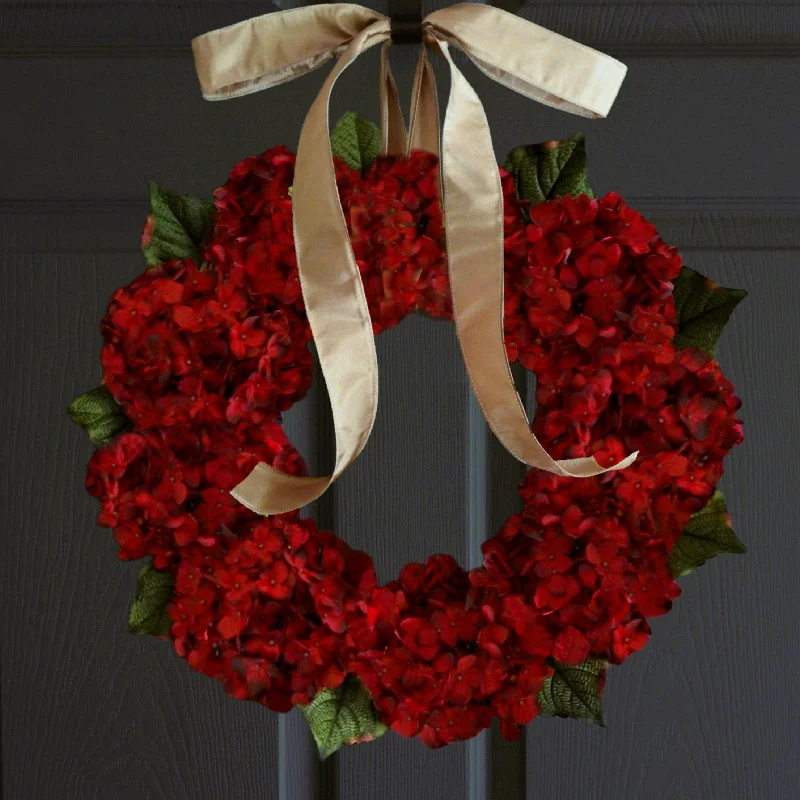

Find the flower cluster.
xmin=353 ymin=555 xmax=554 ymax=744
xmin=86 ymin=144 xmax=742 ymax=747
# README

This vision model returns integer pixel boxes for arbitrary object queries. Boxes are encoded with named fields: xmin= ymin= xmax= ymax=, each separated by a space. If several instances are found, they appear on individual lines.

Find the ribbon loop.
xmin=191 ymin=3 xmax=635 ymax=517
xmin=379 ymin=44 xmax=408 ymax=155
xmin=193 ymin=5 xmax=387 ymax=100
xmin=425 ymin=5 xmax=626 ymax=118
xmin=407 ymin=46 xmax=440 ymax=157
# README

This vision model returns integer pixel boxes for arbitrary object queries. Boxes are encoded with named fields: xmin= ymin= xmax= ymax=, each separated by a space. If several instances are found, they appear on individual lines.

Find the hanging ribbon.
xmin=192 ymin=3 xmax=636 ymax=516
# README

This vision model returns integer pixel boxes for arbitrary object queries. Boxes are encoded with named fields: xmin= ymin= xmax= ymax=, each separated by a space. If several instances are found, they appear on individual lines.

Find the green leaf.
xmin=142 ymin=181 xmax=215 ymax=268
xmin=671 ymin=267 xmax=747 ymax=357
xmin=67 ymin=385 xmax=129 ymax=446
xmin=128 ymin=563 xmax=175 ymax=636
xmin=669 ymin=490 xmax=746 ymax=578
xmin=537 ymin=658 xmax=606 ymax=726
xmin=503 ymin=133 xmax=593 ymax=205
xmin=330 ymin=112 xmax=382 ymax=173
xmin=298 ymin=674 xmax=388 ymax=759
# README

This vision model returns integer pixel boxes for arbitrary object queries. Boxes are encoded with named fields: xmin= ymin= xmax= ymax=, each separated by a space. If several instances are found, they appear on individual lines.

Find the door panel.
xmin=1 ymin=1 xmax=797 ymax=797
xmin=4 ymin=57 xmax=800 ymax=201
xmin=0 ymin=253 xmax=281 ymax=799
xmin=524 ymin=252 xmax=800 ymax=800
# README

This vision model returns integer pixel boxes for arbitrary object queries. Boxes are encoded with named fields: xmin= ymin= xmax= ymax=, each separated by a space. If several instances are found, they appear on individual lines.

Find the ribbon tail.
xmin=437 ymin=39 xmax=636 ymax=478
xmin=233 ymin=21 xmax=390 ymax=516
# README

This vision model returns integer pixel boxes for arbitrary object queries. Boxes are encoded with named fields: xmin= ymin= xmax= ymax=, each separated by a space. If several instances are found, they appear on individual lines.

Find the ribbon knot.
xmin=192 ymin=3 xmax=637 ymax=516
xmin=390 ymin=0 xmax=423 ymax=43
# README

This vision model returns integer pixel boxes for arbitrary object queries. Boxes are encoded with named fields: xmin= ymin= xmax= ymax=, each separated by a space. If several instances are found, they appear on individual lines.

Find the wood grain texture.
xmin=3 ymin=200 xmax=798 ymax=254
xmin=279 ymin=367 xmax=331 ymax=800
xmin=2 ymin=57 xmax=798 ymax=204
xmin=1 ymin=1 xmax=797 ymax=53
xmin=485 ymin=366 xmax=532 ymax=800
xmin=328 ymin=317 xmax=470 ymax=799
xmin=0 ymin=253 xmax=280 ymax=799
xmin=525 ymin=252 xmax=800 ymax=799
xmin=2 ymin=0 xmax=799 ymax=796
xmin=467 ymin=391 xmax=491 ymax=800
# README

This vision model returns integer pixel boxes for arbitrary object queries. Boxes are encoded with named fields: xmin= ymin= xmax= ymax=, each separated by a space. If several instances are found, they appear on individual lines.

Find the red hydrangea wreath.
xmin=69 ymin=114 xmax=747 ymax=756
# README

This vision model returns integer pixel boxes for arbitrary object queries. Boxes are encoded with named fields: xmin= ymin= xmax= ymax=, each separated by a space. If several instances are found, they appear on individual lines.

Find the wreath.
xmin=69 ymin=113 xmax=746 ymax=756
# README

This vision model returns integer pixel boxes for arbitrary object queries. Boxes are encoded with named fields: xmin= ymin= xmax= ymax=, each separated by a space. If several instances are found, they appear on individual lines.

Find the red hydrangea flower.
xmin=83 ymin=144 xmax=742 ymax=749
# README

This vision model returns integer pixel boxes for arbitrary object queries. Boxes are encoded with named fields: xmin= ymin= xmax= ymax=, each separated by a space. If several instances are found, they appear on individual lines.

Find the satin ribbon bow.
xmin=192 ymin=2 xmax=637 ymax=516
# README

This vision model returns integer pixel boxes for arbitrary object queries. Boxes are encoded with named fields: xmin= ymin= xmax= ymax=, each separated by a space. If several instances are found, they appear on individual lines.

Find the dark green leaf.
xmin=142 ymin=181 xmax=215 ymax=268
xmin=671 ymin=267 xmax=747 ymax=357
xmin=537 ymin=658 xmax=606 ymax=726
xmin=67 ymin=385 xmax=129 ymax=446
xmin=129 ymin=563 xmax=175 ymax=636
xmin=298 ymin=674 xmax=388 ymax=759
xmin=330 ymin=112 xmax=381 ymax=173
xmin=503 ymin=133 xmax=592 ymax=205
xmin=669 ymin=490 xmax=746 ymax=578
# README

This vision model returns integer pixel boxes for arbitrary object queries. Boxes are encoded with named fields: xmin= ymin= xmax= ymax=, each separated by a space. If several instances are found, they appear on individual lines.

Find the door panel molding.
xmin=3 ymin=199 xmax=797 ymax=254
xmin=0 ymin=2 xmax=797 ymax=55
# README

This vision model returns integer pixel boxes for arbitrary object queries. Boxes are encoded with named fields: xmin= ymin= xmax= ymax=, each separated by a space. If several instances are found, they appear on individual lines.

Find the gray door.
xmin=2 ymin=1 xmax=797 ymax=798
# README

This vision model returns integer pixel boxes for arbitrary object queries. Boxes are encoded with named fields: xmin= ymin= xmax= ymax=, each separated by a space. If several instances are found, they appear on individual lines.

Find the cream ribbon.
xmin=192 ymin=3 xmax=637 ymax=516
